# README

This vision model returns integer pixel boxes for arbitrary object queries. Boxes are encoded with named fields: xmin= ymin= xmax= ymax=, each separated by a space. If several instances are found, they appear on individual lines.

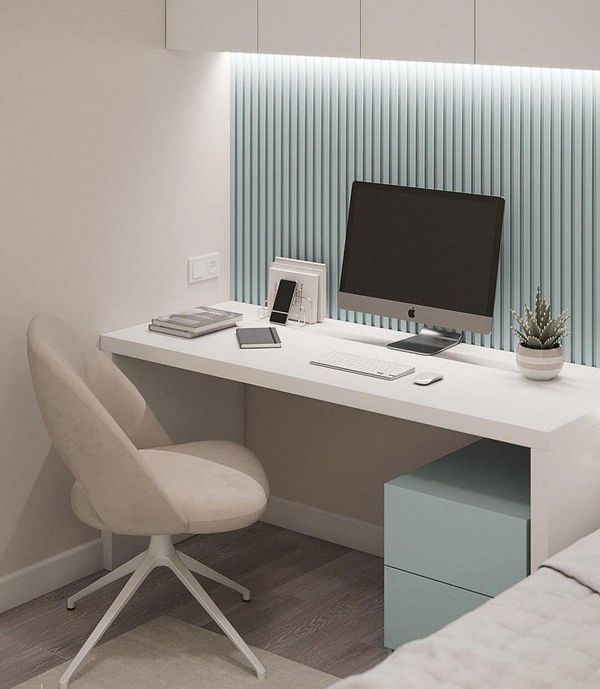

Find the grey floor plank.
xmin=0 ymin=571 xmax=106 ymax=633
xmin=231 ymin=534 xmax=351 ymax=596
xmin=274 ymin=549 xmax=383 ymax=603
xmin=0 ymin=633 xmax=63 ymax=689
xmin=179 ymin=521 xmax=285 ymax=557
xmin=360 ymin=627 xmax=385 ymax=649
xmin=6 ymin=566 xmax=190 ymax=658
xmin=318 ymin=640 xmax=390 ymax=678
xmin=238 ymin=569 xmax=384 ymax=673
xmin=188 ymin=590 xmax=309 ymax=640
xmin=1 ymin=524 xmax=385 ymax=688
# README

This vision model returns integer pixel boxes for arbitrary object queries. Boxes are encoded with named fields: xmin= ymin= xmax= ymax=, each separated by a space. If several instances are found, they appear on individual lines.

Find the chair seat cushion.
xmin=71 ymin=441 xmax=269 ymax=535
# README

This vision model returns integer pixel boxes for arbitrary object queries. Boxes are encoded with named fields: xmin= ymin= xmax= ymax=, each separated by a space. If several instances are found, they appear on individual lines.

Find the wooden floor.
xmin=0 ymin=523 xmax=387 ymax=688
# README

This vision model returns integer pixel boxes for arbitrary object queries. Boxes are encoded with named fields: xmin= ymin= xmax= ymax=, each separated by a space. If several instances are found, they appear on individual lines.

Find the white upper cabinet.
xmin=476 ymin=0 xmax=600 ymax=70
xmin=166 ymin=0 xmax=600 ymax=72
xmin=258 ymin=0 xmax=361 ymax=58
xmin=166 ymin=0 xmax=257 ymax=52
xmin=361 ymin=0 xmax=475 ymax=64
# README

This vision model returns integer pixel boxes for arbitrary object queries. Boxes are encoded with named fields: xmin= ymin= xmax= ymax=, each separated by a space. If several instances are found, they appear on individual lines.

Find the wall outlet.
xmin=188 ymin=252 xmax=220 ymax=283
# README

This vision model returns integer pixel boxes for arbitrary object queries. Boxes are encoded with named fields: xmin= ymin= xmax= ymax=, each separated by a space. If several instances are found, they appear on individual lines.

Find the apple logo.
xmin=408 ymin=307 xmax=416 ymax=319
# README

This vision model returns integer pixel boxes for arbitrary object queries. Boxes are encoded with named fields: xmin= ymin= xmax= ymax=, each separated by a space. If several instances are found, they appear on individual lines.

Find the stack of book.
xmin=149 ymin=307 xmax=242 ymax=339
xmin=267 ymin=257 xmax=327 ymax=324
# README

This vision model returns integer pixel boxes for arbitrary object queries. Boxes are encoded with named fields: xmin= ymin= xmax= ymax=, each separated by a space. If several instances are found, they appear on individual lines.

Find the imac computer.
xmin=339 ymin=182 xmax=505 ymax=355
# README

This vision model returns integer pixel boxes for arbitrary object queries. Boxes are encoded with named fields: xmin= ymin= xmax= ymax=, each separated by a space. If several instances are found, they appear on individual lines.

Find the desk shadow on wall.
xmin=245 ymin=386 xmax=478 ymax=527
xmin=113 ymin=356 xmax=245 ymax=445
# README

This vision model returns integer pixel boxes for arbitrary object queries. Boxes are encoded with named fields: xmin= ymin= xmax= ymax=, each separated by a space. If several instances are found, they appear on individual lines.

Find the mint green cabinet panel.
xmin=384 ymin=566 xmax=490 ymax=649
xmin=385 ymin=440 xmax=530 ymax=597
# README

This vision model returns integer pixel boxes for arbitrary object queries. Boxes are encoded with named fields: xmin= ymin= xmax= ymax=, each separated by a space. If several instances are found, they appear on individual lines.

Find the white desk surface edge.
xmin=100 ymin=301 xmax=600 ymax=451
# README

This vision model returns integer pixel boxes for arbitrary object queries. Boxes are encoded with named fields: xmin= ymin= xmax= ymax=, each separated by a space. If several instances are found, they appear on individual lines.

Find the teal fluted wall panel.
xmin=231 ymin=54 xmax=600 ymax=365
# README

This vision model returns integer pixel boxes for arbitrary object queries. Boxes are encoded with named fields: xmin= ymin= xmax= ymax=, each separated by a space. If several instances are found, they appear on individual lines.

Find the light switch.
xmin=188 ymin=253 xmax=220 ymax=283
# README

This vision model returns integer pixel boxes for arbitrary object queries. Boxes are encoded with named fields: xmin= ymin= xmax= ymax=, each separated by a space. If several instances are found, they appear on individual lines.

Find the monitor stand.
xmin=387 ymin=327 xmax=463 ymax=356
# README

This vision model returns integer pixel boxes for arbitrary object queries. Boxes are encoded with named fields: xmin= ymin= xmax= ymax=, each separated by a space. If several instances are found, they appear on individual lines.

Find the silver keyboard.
xmin=310 ymin=351 xmax=415 ymax=381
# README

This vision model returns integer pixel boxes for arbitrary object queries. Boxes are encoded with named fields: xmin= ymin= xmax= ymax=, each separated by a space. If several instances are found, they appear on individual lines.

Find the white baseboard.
xmin=0 ymin=502 xmax=379 ymax=614
xmin=0 ymin=538 xmax=103 ymax=614
xmin=262 ymin=496 xmax=383 ymax=557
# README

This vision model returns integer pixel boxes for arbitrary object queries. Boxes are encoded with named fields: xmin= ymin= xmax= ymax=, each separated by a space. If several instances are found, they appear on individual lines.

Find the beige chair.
xmin=27 ymin=314 xmax=269 ymax=688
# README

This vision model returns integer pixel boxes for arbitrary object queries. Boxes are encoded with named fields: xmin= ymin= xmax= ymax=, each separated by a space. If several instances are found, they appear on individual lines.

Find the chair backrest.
xmin=27 ymin=313 xmax=187 ymax=535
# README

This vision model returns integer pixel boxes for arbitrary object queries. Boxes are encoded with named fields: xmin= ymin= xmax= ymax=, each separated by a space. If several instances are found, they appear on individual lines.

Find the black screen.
xmin=340 ymin=183 xmax=504 ymax=316
xmin=272 ymin=279 xmax=297 ymax=312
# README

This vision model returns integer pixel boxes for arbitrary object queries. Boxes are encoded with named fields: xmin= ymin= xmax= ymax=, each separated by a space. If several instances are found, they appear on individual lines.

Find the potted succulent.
xmin=511 ymin=288 xmax=569 ymax=380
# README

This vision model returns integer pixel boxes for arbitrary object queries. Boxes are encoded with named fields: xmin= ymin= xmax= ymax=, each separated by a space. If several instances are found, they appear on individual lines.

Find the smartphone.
xmin=270 ymin=279 xmax=297 ymax=324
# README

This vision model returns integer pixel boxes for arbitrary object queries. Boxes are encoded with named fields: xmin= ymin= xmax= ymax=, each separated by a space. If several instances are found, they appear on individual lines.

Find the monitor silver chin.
xmin=339 ymin=291 xmax=493 ymax=355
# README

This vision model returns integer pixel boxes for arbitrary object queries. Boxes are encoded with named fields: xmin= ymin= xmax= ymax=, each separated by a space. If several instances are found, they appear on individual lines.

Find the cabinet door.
xmin=476 ymin=0 xmax=600 ymax=70
xmin=361 ymin=0 xmax=475 ymax=63
xmin=166 ymin=0 xmax=257 ymax=52
xmin=258 ymin=0 xmax=360 ymax=58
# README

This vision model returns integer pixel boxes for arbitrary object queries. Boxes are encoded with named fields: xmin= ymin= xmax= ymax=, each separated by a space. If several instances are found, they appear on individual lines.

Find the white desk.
xmin=101 ymin=301 xmax=600 ymax=569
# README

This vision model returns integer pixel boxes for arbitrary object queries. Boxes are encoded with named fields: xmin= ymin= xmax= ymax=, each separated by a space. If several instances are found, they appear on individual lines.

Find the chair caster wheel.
xmin=242 ymin=593 xmax=251 ymax=602
xmin=66 ymin=603 xmax=76 ymax=611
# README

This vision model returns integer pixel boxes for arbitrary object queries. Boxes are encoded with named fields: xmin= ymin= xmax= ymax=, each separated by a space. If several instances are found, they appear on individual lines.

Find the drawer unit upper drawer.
xmin=385 ymin=439 xmax=530 ymax=597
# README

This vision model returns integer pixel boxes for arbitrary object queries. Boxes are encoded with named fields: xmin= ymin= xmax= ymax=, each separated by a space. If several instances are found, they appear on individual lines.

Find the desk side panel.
xmin=530 ymin=418 xmax=600 ymax=569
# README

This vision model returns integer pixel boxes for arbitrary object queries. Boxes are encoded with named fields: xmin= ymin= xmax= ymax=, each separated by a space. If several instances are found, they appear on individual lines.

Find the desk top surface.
xmin=101 ymin=301 xmax=600 ymax=450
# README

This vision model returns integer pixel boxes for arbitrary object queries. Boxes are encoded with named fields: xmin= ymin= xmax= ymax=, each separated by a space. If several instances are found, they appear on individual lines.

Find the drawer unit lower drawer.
xmin=384 ymin=566 xmax=490 ymax=649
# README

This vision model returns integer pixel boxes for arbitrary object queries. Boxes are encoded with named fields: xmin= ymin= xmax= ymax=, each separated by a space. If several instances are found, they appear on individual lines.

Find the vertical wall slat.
xmin=232 ymin=55 xmax=599 ymax=365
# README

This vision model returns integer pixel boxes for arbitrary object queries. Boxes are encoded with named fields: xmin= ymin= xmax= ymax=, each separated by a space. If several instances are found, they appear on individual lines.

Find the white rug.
xmin=16 ymin=615 xmax=336 ymax=689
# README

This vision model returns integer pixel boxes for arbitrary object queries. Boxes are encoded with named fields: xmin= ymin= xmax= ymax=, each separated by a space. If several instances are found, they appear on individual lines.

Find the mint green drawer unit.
xmin=385 ymin=439 xmax=530 ymax=598
xmin=384 ymin=566 xmax=490 ymax=649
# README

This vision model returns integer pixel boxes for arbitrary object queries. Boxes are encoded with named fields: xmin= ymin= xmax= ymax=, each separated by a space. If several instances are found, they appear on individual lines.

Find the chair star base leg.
xmin=60 ymin=536 xmax=265 ymax=688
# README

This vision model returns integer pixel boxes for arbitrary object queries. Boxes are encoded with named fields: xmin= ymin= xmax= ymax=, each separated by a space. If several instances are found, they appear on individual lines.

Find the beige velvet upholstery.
xmin=72 ymin=441 xmax=269 ymax=534
xmin=27 ymin=314 xmax=269 ymax=537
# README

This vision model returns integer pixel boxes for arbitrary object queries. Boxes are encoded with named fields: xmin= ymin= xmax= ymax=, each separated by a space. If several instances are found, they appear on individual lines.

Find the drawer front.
xmin=385 ymin=486 xmax=529 ymax=597
xmin=384 ymin=566 xmax=490 ymax=649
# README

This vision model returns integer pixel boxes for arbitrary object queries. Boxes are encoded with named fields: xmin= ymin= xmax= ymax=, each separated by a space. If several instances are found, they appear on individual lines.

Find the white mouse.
xmin=413 ymin=372 xmax=444 ymax=386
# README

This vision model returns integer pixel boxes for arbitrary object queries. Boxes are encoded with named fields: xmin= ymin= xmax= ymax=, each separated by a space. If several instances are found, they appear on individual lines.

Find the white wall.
xmin=0 ymin=0 xmax=481 ymax=605
xmin=246 ymin=388 xmax=474 ymax=527
xmin=0 ymin=1 xmax=234 ymax=581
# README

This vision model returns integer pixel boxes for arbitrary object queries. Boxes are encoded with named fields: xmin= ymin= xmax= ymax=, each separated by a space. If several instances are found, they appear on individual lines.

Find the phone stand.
xmin=258 ymin=296 xmax=313 ymax=326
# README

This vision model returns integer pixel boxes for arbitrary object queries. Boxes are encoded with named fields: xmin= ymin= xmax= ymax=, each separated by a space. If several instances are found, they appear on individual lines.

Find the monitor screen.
xmin=339 ymin=183 xmax=504 ymax=324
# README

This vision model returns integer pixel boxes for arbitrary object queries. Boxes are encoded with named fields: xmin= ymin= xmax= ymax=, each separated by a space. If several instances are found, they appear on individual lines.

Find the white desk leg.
xmin=530 ymin=423 xmax=600 ymax=570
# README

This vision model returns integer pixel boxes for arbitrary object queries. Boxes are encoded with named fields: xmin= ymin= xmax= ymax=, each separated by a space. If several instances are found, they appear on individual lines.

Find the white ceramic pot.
xmin=516 ymin=343 xmax=564 ymax=380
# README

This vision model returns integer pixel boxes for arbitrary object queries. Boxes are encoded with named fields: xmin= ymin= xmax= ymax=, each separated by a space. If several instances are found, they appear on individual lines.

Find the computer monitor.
xmin=339 ymin=182 xmax=505 ymax=355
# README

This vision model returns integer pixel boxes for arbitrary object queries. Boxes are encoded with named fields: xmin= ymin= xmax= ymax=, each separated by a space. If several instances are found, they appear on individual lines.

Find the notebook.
xmin=236 ymin=327 xmax=281 ymax=349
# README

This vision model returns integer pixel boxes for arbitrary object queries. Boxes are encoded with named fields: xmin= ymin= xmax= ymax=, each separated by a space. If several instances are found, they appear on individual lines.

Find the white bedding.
xmin=331 ymin=529 xmax=600 ymax=689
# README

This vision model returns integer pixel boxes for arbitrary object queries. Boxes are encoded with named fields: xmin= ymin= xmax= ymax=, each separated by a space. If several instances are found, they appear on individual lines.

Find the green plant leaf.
xmin=544 ymin=334 xmax=562 ymax=349
xmin=528 ymin=317 xmax=541 ymax=339
xmin=544 ymin=327 xmax=569 ymax=348
xmin=540 ymin=322 xmax=555 ymax=342
xmin=511 ymin=310 xmax=530 ymax=336
xmin=513 ymin=289 xmax=566 ymax=347
xmin=511 ymin=326 xmax=528 ymax=343
xmin=535 ymin=287 xmax=545 ymax=323
xmin=524 ymin=304 xmax=534 ymax=324
xmin=540 ymin=314 xmax=564 ymax=343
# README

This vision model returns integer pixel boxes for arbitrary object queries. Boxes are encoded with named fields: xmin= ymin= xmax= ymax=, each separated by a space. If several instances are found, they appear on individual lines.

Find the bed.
xmin=331 ymin=529 xmax=600 ymax=689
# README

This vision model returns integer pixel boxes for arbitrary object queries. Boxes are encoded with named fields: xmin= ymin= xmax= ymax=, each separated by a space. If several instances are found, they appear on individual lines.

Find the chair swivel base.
xmin=60 ymin=535 xmax=264 ymax=689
